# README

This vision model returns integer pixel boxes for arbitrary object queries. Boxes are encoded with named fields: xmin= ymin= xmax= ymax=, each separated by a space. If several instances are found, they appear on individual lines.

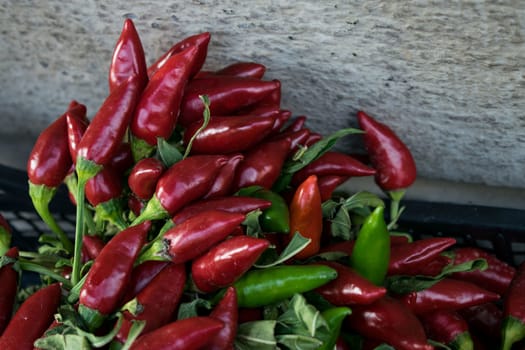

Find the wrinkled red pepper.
xmin=0 ymin=283 xmax=61 ymax=350
xmin=203 ymin=154 xmax=244 ymax=198
xmin=0 ymin=247 xmax=18 ymax=335
xmin=128 ymin=157 xmax=166 ymax=200
xmin=192 ymin=235 xmax=270 ymax=292
xmin=209 ymin=286 xmax=238 ymax=350
xmin=109 ymin=18 xmax=148 ymax=92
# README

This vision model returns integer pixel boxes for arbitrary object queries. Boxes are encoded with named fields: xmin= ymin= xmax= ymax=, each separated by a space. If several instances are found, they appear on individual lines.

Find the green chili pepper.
xmin=239 ymin=187 xmax=290 ymax=233
xmin=349 ymin=205 xmax=390 ymax=285
xmin=233 ymin=264 xmax=337 ymax=308
xmin=319 ymin=306 xmax=352 ymax=350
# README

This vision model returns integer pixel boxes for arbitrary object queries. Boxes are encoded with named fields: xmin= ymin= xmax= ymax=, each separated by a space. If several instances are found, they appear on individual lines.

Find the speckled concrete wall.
xmin=0 ymin=1 xmax=524 ymax=191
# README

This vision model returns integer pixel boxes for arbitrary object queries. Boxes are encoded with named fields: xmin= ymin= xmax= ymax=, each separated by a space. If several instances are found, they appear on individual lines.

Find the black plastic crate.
xmin=1 ymin=164 xmax=524 ymax=268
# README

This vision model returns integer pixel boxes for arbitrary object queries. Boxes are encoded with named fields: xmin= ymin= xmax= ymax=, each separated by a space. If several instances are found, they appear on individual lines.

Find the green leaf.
xmin=120 ymin=297 xmax=143 ymax=316
xmin=330 ymin=206 xmax=352 ymax=240
xmin=183 ymin=94 xmax=211 ymax=158
xmin=157 ymin=138 xmax=183 ymax=168
xmin=276 ymin=294 xmax=329 ymax=339
xmin=33 ymin=333 xmax=92 ymax=350
xmin=385 ymin=258 xmax=488 ymax=294
xmin=234 ymin=320 xmax=278 ymax=350
xmin=342 ymin=191 xmax=385 ymax=211
xmin=254 ymin=232 xmax=311 ymax=268
xmin=63 ymin=313 xmax=124 ymax=348
xmin=243 ymin=209 xmax=264 ymax=237
xmin=0 ymin=255 xmax=16 ymax=269
xmin=177 ymin=298 xmax=212 ymax=320
xmin=276 ymin=334 xmax=323 ymax=350
xmin=68 ymin=269 xmax=89 ymax=304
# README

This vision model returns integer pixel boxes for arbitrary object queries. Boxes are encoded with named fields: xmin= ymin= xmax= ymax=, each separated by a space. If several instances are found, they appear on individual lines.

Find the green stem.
xmin=18 ymin=260 xmax=72 ymax=289
xmin=387 ymin=189 xmax=406 ymax=231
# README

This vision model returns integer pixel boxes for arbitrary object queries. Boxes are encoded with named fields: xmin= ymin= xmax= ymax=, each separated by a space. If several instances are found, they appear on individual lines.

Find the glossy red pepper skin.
xmin=412 ymin=254 xmax=453 ymax=277
xmin=0 ymin=247 xmax=18 ymax=335
xmin=0 ymin=283 xmax=61 ymax=350
xmin=387 ymin=237 xmax=456 ymax=276
xmin=159 ymin=210 xmax=246 ymax=264
xmin=129 ymin=316 xmax=223 ymax=350
xmin=501 ymin=261 xmax=525 ymax=350
xmin=121 ymin=261 xmax=169 ymax=304
xmin=450 ymin=247 xmax=516 ymax=296
xmin=192 ymin=235 xmax=270 ymax=293
xmin=131 ymin=45 xmax=198 ymax=147
xmin=345 ymin=296 xmax=434 ymax=350
xmin=183 ymin=114 xmax=277 ymax=154
xmin=209 ymin=286 xmax=238 ymax=350
xmin=215 ymin=61 xmax=266 ymax=79
xmin=128 ymin=157 xmax=166 ymax=200
xmin=317 ymin=175 xmax=349 ymax=201
xmin=171 ymin=195 xmax=272 ymax=224
xmin=84 ymin=166 xmax=123 ymax=207
xmin=28 ymin=102 xmax=86 ymax=187
xmin=82 ymin=235 xmax=105 ymax=261
xmin=272 ymin=128 xmax=311 ymax=155
xmin=109 ymin=142 xmax=134 ymax=174
xmin=291 ymin=151 xmax=376 ymax=186
xmin=204 ymin=154 xmax=244 ymax=198
xmin=398 ymin=278 xmax=500 ymax=315
xmin=287 ymin=175 xmax=323 ymax=260
xmin=65 ymin=108 xmax=90 ymax=165
xmin=357 ymin=110 xmax=417 ymax=191
xmin=315 ymin=261 xmax=387 ymax=305
xmin=232 ymin=137 xmax=292 ymax=190
xmin=419 ymin=310 xmax=473 ymax=349
xmin=282 ymin=115 xmax=307 ymax=133
xmin=109 ymin=18 xmax=148 ymax=93
xmin=179 ymin=76 xmax=281 ymax=126
xmin=77 ymin=74 xmax=142 ymax=167
xmin=115 ymin=263 xmax=186 ymax=344
xmin=459 ymin=302 xmax=503 ymax=341
xmin=79 ymin=221 xmax=150 ymax=322
xmin=147 ymin=32 xmax=211 ymax=79
xmin=241 ymin=78 xmax=281 ymax=113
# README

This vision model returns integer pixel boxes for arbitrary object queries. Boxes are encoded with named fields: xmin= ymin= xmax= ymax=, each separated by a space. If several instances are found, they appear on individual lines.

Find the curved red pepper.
xmin=79 ymin=221 xmax=151 ymax=330
xmin=65 ymin=108 xmax=90 ymax=165
xmin=304 ymin=131 xmax=322 ymax=146
xmin=345 ymin=296 xmax=434 ymax=350
xmin=115 ymin=263 xmax=186 ymax=344
xmin=147 ymin=32 xmax=211 ymax=79
xmin=179 ymin=76 xmax=281 ymax=126
xmin=412 ymin=254 xmax=453 ymax=277
xmin=357 ymin=110 xmax=417 ymax=191
xmin=183 ymin=114 xmax=277 ymax=154
xmin=450 ymin=247 xmax=516 ymax=296
xmin=241 ymin=78 xmax=282 ymax=114
xmin=287 ymin=175 xmax=323 ymax=260
xmin=109 ymin=18 xmax=148 ymax=93
xmin=209 ymin=286 xmax=238 ymax=350
xmin=84 ymin=166 xmax=123 ymax=207
xmin=134 ymin=155 xmax=229 ymax=223
xmin=131 ymin=45 xmax=198 ymax=149
xmin=128 ymin=157 xmax=166 ymax=200
xmin=291 ymin=151 xmax=376 ymax=186
xmin=171 ymin=195 xmax=271 ymax=225
xmin=272 ymin=128 xmax=311 ymax=156
xmin=129 ymin=316 xmax=223 ymax=350
xmin=191 ymin=235 xmax=270 ymax=293
xmin=109 ymin=142 xmax=134 ymax=174
xmin=0 ymin=247 xmax=18 ymax=335
xmin=81 ymin=235 xmax=105 ymax=261
xmin=419 ymin=309 xmax=474 ymax=349
xmin=398 ymin=278 xmax=500 ymax=315
xmin=0 ymin=283 xmax=61 ymax=350
xmin=204 ymin=154 xmax=244 ymax=198
xmin=215 ymin=61 xmax=266 ymax=79
xmin=121 ymin=260 xmax=169 ymax=304
xmin=282 ymin=115 xmax=307 ymax=133
xmin=232 ymin=136 xmax=292 ymax=190
xmin=317 ymin=175 xmax=349 ymax=201
xmin=149 ymin=210 xmax=245 ymax=264
xmin=387 ymin=237 xmax=456 ymax=276
xmin=459 ymin=302 xmax=503 ymax=341
xmin=315 ymin=261 xmax=387 ymax=305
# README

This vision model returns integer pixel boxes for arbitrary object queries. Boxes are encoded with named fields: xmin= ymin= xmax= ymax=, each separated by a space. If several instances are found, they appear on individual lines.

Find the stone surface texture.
xmin=0 ymin=1 xmax=524 ymax=189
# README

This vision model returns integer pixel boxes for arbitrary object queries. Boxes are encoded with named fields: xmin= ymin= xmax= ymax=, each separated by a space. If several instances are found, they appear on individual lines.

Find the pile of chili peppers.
xmin=1 ymin=18 xmax=523 ymax=350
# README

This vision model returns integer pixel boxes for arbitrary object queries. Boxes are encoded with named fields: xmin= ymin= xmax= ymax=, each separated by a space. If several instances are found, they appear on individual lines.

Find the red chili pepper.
xmin=134 ymin=155 xmax=229 ymax=223
xmin=412 ymin=254 xmax=453 ymax=277
xmin=129 ymin=316 xmax=223 ymax=350
xmin=357 ymin=110 xmax=417 ymax=192
xmin=128 ymin=157 xmax=166 ymax=200
xmin=109 ymin=142 xmax=134 ymax=174
xmin=0 ymin=283 xmax=61 ymax=350
xmin=241 ymin=79 xmax=281 ymax=113
xmin=458 ymin=302 xmax=503 ymax=342
xmin=232 ymin=137 xmax=292 ymax=190
xmin=143 ymin=210 xmax=245 ymax=264
xmin=304 ymin=131 xmax=322 ymax=146
xmin=398 ymin=278 xmax=500 ymax=315
xmin=0 ymin=247 xmax=18 ymax=335
xmin=114 ymin=263 xmax=186 ymax=344
xmin=171 ymin=195 xmax=271 ymax=225
xmin=272 ymin=128 xmax=311 ymax=155
xmin=147 ymin=32 xmax=211 ymax=79
xmin=315 ymin=261 xmax=387 ymax=305
xmin=215 ymin=61 xmax=266 ymax=79
xmin=319 ymin=240 xmax=356 ymax=256
xmin=192 ymin=235 xmax=270 ymax=293
xmin=183 ymin=114 xmax=277 ymax=155
xmin=501 ymin=261 xmax=525 ymax=350
xmin=109 ymin=18 xmax=148 ymax=93
xmin=65 ymin=108 xmax=90 ymax=165
xmin=79 ymin=221 xmax=151 ymax=331
xmin=287 ymin=175 xmax=323 ymax=260
xmin=317 ymin=175 xmax=349 ymax=201
xmin=419 ymin=309 xmax=474 ymax=350
xmin=209 ymin=286 xmax=238 ymax=350
xmin=450 ymin=247 xmax=516 ymax=296
xmin=387 ymin=237 xmax=456 ymax=276
xmin=130 ymin=45 xmax=198 ymax=152
xmin=203 ymin=154 xmax=244 ymax=198
xmin=291 ymin=151 xmax=376 ymax=186
xmin=121 ymin=260 xmax=169 ymax=304
xmin=268 ymin=109 xmax=291 ymax=134
xmin=282 ymin=115 xmax=307 ymax=133
xmin=345 ymin=295 xmax=434 ymax=350
xmin=82 ymin=235 xmax=105 ymax=261
xmin=179 ymin=76 xmax=281 ymax=127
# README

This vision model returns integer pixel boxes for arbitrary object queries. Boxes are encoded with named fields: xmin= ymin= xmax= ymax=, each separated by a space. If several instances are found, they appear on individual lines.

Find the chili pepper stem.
xmin=18 ymin=260 xmax=72 ymax=289
xmin=387 ymin=189 xmax=406 ymax=231
xmin=501 ymin=316 xmax=525 ymax=350
xmin=136 ymin=238 xmax=170 ymax=265
xmin=131 ymin=136 xmax=155 ymax=163
xmin=78 ymin=303 xmax=106 ymax=333
xmin=29 ymin=183 xmax=74 ymax=254
xmin=131 ymin=195 xmax=168 ymax=225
